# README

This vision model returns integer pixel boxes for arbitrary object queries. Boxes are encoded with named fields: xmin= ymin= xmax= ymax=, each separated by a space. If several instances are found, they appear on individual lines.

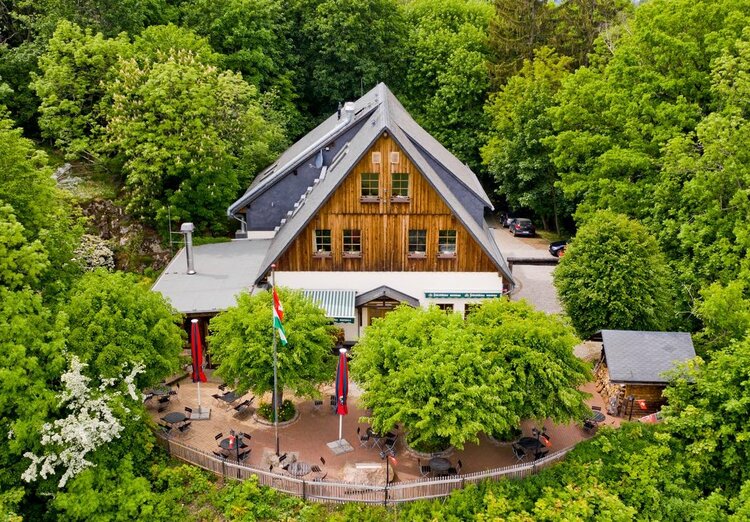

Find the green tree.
xmin=483 ymin=47 xmax=572 ymax=232
xmin=63 ymin=270 xmax=184 ymax=389
xmin=401 ymin=0 xmax=494 ymax=176
xmin=33 ymin=20 xmax=131 ymax=160
xmin=208 ymin=289 xmax=337 ymax=406
xmin=488 ymin=0 xmax=551 ymax=86
xmin=662 ymin=336 xmax=750 ymax=493
xmin=105 ymin=48 xmax=284 ymax=232
xmin=553 ymin=211 xmax=676 ymax=339
xmin=288 ymin=0 xmax=406 ymax=117
xmin=352 ymin=302 xmax=589 ymax=452
xmin=0 ymin=113 xmax=82 ymax=296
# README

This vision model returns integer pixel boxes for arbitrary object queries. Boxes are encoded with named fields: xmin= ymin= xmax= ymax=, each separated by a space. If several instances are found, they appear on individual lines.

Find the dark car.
xmin=510 ymin=218 xmax=535 ymax=237
xmin=502 ymin=213 xmax=517 ymax=228
xmin=549 ymin=240 xmax=568 ymax=257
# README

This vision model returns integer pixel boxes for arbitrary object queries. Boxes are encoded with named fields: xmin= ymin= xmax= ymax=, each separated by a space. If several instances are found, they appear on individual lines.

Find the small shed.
xmin=590 ymin=330 xmax=696 ymax=417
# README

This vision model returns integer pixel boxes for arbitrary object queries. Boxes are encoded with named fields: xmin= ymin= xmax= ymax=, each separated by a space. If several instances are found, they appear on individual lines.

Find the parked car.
xmin=510 ymin=218 xmax=535 ymax=237
xmin=549 ymin=240 xmax=568 ymax=257
xmin=502 ymin=213 xmax=517 ymax=228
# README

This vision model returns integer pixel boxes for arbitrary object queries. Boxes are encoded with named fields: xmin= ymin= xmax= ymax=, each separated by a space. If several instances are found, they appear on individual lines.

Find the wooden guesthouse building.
xmin=153 ymin=83 xmax=514 ymax=342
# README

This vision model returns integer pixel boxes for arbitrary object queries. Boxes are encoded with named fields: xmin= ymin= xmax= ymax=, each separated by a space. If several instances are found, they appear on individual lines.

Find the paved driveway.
xmin=491 ymin=224 xmax=562 ymax=314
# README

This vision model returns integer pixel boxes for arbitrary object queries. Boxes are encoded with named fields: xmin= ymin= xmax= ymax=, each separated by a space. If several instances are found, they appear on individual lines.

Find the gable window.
xmin=343 ymin=229 xmax=361 ymax=257
xmin=391 ymin=173 xmax=409 ymax=200
xmin=408 ymin=229 xmax=427 ymax=257
xmin=361 ymin=172 xmax=379 ymax=201
xmin=438 ymin=230 xmax=457 ymax=257
xmin=314 ymin=229 xmax=331 ymax=256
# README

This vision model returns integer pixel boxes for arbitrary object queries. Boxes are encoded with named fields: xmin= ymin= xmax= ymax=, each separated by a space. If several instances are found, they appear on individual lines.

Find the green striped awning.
xmin=303 ymin=290 xmax=356 ymax=324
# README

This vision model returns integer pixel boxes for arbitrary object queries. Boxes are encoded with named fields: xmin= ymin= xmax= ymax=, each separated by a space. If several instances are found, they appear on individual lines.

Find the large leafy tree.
xmin=400 ymin=0 xmax=494 ymax=175
xmin=483 ymin=47 xmax=571 ymax=232
xmin=553 ymin=210 xmax=676 ymax=339
xmin=62 ymin=270 xmax=184 ymax=389
xmin=208 ymin=289 xmax=337 ymax=405
xmin=0 ymin=113 xmax=82 ymax=296
xmin=105 ymin=46 xmax=284 ymax=232
xmin=287 ymin=0 xmax=406 ymax=117
xmin=352 ymin=301 xmax=589 ymax=452
xmin=33 ymin=21 xmax=131 ymax=160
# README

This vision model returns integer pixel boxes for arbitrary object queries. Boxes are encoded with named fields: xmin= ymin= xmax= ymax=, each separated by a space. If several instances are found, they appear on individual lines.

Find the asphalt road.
xmin=491 ymin=224 xmax=562 ymax=315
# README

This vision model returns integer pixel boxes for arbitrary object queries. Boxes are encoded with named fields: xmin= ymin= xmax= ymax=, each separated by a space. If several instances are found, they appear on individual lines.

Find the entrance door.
xmin=368 ymin=306 xmax=390 ymax=325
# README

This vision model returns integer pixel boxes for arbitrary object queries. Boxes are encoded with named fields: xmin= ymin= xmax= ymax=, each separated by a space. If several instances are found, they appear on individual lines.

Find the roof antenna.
xmin=337 ymin=102 xmax=342 ymax=120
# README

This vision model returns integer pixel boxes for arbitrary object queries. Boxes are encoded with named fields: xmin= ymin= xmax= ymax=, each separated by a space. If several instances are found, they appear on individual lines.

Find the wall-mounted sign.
xmin=424 ymin=292 xmax=502 ymax=299
xmin=333 ymin=318 xmax=355 ymax=324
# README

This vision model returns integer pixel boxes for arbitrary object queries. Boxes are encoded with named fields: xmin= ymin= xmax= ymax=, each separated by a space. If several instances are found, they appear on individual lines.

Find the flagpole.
xmin=272 ymin=264 xmax=280 ymax=455
xmin=339 ymin=347 xmax=346 ymax=441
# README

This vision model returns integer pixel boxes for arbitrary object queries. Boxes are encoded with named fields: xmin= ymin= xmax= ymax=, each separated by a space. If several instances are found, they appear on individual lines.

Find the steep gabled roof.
xmin=228 ymin=83 xmax=514 ymax=287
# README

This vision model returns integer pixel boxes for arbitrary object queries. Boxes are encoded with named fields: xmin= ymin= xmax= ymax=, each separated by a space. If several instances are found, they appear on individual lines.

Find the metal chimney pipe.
xmin=180 ymin=222 xmax=196 ymax=275
xmin=343 ymin=101 xmax=355 ymax=123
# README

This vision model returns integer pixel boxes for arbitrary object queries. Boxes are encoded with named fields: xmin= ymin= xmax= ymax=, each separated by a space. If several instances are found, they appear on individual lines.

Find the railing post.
xmin=383 ymin=483 xmax=388 ymax=507
xmin=302 ymin=480 xmax=306 ymax=500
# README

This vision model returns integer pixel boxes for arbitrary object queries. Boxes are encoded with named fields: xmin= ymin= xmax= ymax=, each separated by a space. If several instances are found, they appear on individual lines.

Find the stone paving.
xmin=149 ymin=377 xmax=617 ymax=484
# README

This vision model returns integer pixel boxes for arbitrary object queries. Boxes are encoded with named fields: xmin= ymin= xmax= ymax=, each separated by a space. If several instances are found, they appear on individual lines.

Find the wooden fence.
xmin=156 ymin=435 xmax=572 ymax=504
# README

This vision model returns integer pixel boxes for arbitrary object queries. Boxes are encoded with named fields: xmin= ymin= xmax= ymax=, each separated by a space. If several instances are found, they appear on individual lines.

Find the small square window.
xmin=437 ymin=303 xmax=454 ymax=312
xmin=438 ymin=230 xmax=457 ymax=255
xmin=314 ymin=229 xmax=331 ymax=255
xmin=391 ymin=173 xmax=409 ymax=198
xmin=343 ymin=229 xmax=361 ymax=256
xmin=464 ymin=303 xmax=480 ymax=319
xmin=371 ymin=152 xmax=381 ymax=164
xmin=408 ymin=229 xmax=427 ymax=255
xmin=361 ymin=172 xmax=379 ymax=199
xmin=390 ymin=151 xmax=400 ymax=164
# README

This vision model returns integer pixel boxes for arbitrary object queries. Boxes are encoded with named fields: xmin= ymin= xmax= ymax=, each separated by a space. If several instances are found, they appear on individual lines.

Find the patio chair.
xmin=177 ymin=422 xmax=192 ymax=436
xmin=418 ymin=459 xmax=431 ymax=477
xmin=313 ymin=399 xmax=323 ymax=411
xmin=184 ymin=406 xmax=193 ymax=415
xmin=329 ymin=394 xmax=337 ymax=412
xmin=211 ymin=393 xmax=222 ymax=405
xmin=214 ymin=432 xmax=223 ymax=443
xmin=313 ymin=472 xmax=328 ymax=482
xmin=158 ymin=422 xmax=173 ymax=437
xmin=320 ymin=457 xmax=326 ymax=466
xmin=212 ymin=450 xmax=227 ymax=459
xmin=278 ymin=453 xmax=288 ymax=463
xmin=447 ymin=459 xmax=462 ymax=476
xmin=583 ymin=419 xmax=598 ymax=434
xmin=357 ymin=427 xmax=370 ymax=447
xmin=534 ymin=450 xmax=549 ymax=461
xmin=511 ymin=444 xmax=527 ymax=462
xmin=157 ymin=395 xmax=170 ymax=404
xmin=238 ymin=448 xmax=251 ymax=462
xmin=218 ymin=383 xmax=227 ymax=392
xmin=384 ymin=436 xmax=397 ymax=452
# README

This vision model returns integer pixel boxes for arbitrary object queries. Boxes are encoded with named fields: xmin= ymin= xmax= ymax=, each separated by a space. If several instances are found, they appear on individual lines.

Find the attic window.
xmin=371 ymin=152 xmax=381 ymax=164
xmin=390 ymin=152 xmax=400 ymax=164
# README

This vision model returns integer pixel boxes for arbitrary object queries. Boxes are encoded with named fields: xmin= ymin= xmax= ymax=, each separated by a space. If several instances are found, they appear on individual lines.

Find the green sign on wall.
xmin=424 ymin=291 xmax=502 ymax=299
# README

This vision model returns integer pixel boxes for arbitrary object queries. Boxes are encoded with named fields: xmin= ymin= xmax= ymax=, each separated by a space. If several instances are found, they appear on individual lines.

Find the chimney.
xmin=337 ymin=101 xmax=342 ymax=120
xmin=180 ymin=222 xmax=196 ymax=275
xmin=344 ymin=101 xmax=355 ymax=123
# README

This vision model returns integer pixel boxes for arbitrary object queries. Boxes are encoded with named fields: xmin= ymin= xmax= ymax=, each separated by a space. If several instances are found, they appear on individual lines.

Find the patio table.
xmin=219 ymin=437 xmax=249 ymax=451
xmin=219 ymin=391 xmax=240 ymax=405
xmin=517 ymin=437 xmax=544 ymax=451
xmin=286 ymin=461 xmax=312 ymax=477
xmin=429 ymin=457 xmax=451 ymax=475
xmin=147 ymin=387 xmax=171 ymax=397
xmin=588 ymin=409 xmax=606 ymax=423
xmin=161 ymin=411 xmax=187 ymax=425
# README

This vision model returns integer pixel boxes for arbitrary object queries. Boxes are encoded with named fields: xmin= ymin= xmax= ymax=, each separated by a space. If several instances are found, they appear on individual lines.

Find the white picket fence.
xmin=156 ymin=434 xmax=572 ymax=504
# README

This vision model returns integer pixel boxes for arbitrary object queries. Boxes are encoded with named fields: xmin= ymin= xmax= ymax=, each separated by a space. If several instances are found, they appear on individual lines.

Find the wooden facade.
xmin=277 ymin=134 xmax=497 ymax=272
xmin=594 ymin=359 xmax=667 ymax=417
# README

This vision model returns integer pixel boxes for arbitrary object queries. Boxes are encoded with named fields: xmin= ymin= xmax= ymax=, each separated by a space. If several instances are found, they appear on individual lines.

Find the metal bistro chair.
xmin=418 ymin=458 xmax=431 ymax=477
xmin=511 ymin=444 xmax=527 ymax=462
xmin=357 ymin=427 xmax=370 ymax=448
xmin=447 ymin=459 xmax=462 ymax=476
xmin=177 ymin=421 xmax=192 ymax=436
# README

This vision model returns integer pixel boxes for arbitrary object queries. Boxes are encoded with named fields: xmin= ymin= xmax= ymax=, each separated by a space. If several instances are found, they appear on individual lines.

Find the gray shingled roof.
xmin=240 ymin=83 xmax=514 ymax=286
xmin=355 ymin=285 xmax=420 ymax=308
xmin=152 ymin=240 xmax=271 ymax=314
xmin=600 ymin=330 xmax=696 ymax=384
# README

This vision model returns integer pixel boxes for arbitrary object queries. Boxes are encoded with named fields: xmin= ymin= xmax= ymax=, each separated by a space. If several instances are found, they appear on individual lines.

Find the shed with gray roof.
xmin=590 ymin=329 xmax=696 ymax=417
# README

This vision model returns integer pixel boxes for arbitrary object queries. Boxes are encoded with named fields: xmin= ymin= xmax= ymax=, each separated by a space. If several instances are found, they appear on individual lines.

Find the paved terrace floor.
xmin=148 ymin=377 xmax=620 ymax=484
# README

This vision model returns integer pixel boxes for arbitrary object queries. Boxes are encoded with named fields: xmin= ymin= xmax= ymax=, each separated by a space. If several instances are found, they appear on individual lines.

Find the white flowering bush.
xmin=22 ymin=356 xmax=144 ymax=488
